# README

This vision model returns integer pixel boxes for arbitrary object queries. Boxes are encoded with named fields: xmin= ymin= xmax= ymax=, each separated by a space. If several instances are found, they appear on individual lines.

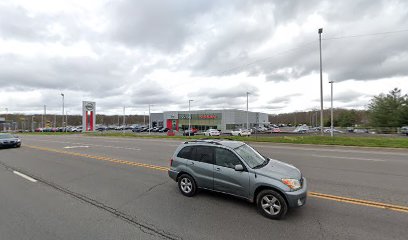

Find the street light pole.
xmin=123 ymin=106 xmax=126 ymax=133
xmin=61 ymin=93 xmax=64 ymax=128
xmin=329 ymin=81 xmax=334 ymax=137
xmin=318 ymin=28 xmax=324 ymax=135
xmin=188 ymin=100 xmax=194 ymax=137
xmin=246 ymin=92 xmax=250 ymax=130
xmin=149 ymin=104 xmax=152 ymax=135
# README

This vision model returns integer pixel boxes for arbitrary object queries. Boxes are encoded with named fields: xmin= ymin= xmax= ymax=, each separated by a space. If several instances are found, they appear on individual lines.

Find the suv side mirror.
xmin=234 ymin=164 xmax=244 ymax=171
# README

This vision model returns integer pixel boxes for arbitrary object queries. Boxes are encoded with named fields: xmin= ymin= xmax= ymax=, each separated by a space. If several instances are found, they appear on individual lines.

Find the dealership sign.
xmin=179 ymin=113 xmax=221 ymax=120
xmin=199 ymin=115 xmax=217 ymax=119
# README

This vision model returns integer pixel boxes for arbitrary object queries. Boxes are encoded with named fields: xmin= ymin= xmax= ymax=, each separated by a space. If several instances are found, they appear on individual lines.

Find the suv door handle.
xmin=215 ymin=167 xmax=220 ymax=171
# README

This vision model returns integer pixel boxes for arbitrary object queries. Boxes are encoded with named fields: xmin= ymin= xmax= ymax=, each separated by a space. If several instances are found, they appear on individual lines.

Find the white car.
xmin=204 ymin=129 xmax=220 ymax=136
xmin=230 ymin=129 xmax=251 ymax=136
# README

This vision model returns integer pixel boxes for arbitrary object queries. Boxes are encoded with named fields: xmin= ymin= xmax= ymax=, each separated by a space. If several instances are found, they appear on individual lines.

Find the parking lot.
xmin=1 ymin=135 xmax=407 ymax=240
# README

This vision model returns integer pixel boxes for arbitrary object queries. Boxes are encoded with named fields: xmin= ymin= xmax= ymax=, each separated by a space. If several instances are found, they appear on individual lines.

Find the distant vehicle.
xmin=293 ymin=125 xmax=309 ymax=133
xmin=159 ymin=128 xmax=170 ymax=133
xmin=168 ymin=139 xmax=307 ymax=219
xmin=271 ymin=127 xmax=281 ymax=133
xmin=324 ymin=128 xmax=344 ymax=133
xmin=353 ymin=129 xmax=368 ymax=134
xmin=0 ymin=133 xmax=21 ymax=148
xmin=34 ymin=128 xmax=43 ymax=132
xmin=204 ymin=129 xmax=220 ymax=136
xmin=231 ymin=129 xmax=251 ymax=136
xmin=183 ymin=130 xmax=195 ymax=136
xmin=257 ymin=126 xmax=268 ymax=132
xmin=401 ymin=126 xmax=408 ymax=135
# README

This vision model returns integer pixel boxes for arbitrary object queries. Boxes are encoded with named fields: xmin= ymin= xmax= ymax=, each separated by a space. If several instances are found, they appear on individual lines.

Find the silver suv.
xmin=168 ymin=139 xmax=307 ymax=219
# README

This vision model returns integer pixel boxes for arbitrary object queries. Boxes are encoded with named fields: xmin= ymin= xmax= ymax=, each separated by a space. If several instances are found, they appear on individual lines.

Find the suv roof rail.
xmin=184 ymin=139 xmax=223 ymax=145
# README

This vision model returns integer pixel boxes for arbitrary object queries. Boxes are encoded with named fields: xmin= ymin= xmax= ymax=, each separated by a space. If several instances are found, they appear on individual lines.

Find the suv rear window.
xmin=177 ymin=146 xmax=193 ymax=159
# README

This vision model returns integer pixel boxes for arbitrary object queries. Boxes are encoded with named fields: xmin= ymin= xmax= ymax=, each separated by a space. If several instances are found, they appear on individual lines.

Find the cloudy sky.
xmin=1 ymin=0 xmax=408 ymax=116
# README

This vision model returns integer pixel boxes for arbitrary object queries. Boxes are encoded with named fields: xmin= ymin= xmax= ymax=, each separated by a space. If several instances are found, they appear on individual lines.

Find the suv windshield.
xmin=234 ymin=144 xmax=266 ymax=168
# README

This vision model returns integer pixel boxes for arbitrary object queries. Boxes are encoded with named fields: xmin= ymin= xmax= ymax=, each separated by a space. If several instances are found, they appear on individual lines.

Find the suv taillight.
xmin=170 ymin=158 xmax=173 ymax=166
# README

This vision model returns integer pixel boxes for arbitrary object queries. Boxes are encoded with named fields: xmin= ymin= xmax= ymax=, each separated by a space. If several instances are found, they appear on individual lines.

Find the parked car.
xmin=271 ymin=127 xmax=281 ymax=133
xmin=401 ymin=126 xmax=408 ymax=135
xmin=353 ymin=129 xmax=369 ymax=134
xmin=168 ymin=139 xmax=307 ymax=220
xmin=159 ymin=128 xmax=170 ymax=132
xmin=204 ymin=129 xmax=220 ymax=136
xmin=324 ymin=128 xmax=344 ymax=133
xmin=0 ymin=133 xmax=21 ymax=148
xmin=231 ymin=129 xmax=251 ymax=136
xmin=183 ymin=130 xmax=195 ymax=136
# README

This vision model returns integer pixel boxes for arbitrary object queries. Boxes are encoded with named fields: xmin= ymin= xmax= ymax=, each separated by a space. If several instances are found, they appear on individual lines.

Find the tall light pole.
xmin=61 ymin=93 xmax=65 ymax=128
xmin=148 ymin=104 xmax=152 ymax=135
xmin=329 ymin=81 xmax=334 ymax=137
xmin=42 ymin=105 xmax=46 ymax=128
xmin=143 ymin=112 xmax=146 ymax=126
xmin=246 ymin=92 xmax=250 ymax=130
xmin=318 ymin=28 xmax=324 ymax=135
xmin=123 ymin=106 xmax=126 ymax=133
xmin=31 ymin=115 xmax=35 ymax=132
xmin=188 ymin=100 xmax=194 ymax=137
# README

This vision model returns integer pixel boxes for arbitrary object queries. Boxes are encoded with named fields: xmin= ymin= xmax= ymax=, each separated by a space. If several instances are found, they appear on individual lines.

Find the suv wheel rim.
xmin=261 ymin=195 xmax=281 ymax=215
xmin=180 ymin=178 xmax=192 ymax=193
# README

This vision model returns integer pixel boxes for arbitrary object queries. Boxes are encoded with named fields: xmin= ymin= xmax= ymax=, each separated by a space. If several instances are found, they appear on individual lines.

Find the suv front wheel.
xmin=256 ymin=189 xmax=288 ymax=220
xmin=178 ymin=174 xmax=197 ymax=197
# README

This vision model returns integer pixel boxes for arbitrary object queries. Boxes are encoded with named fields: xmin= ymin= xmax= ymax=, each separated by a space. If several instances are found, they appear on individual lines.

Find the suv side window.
xmin=215 ymin=148 xmax=242 ymax=169
xmin=177 ymin=146 xmax=193 ymax=159
xmin=192 ymin=146 xmax=214 ymax=164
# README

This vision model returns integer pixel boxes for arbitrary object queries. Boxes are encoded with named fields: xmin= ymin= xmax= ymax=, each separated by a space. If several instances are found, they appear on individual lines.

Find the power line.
xmin=323 ymin=28 xmax=408 ymax=40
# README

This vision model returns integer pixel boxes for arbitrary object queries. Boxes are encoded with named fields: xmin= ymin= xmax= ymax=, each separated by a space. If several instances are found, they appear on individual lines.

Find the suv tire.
xmin=178 ymin=174 xmax=197 ymax=197
xmin=256 ymin=189 xmax=287 ymax=220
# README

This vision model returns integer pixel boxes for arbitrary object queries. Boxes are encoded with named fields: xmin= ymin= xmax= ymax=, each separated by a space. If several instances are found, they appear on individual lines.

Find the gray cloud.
xmin=1 ymin=0 xmax=408 ymax=114
xmin=268 ymin=93 xmax=302 ymax=104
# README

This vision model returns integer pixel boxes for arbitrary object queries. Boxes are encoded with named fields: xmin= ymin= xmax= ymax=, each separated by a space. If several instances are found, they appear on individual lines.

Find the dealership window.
xmin=226 ymin=124 xmax=236 ymax=130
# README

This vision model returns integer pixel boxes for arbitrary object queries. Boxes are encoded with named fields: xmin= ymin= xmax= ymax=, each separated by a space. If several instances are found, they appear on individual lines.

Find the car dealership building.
xmin=151 ymin=109 xmax=269 ymax=132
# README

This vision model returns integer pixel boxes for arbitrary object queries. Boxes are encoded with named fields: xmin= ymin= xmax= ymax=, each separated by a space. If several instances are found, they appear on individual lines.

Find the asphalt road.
xmin=1 ymin=134 xmax=407 ymax=240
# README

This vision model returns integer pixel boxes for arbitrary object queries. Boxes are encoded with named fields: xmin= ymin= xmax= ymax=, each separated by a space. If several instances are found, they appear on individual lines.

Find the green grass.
xmin=18 ymin=132 xmax=408 ymax=148
xmin=81 ymin=132 xmax=408 ymax=149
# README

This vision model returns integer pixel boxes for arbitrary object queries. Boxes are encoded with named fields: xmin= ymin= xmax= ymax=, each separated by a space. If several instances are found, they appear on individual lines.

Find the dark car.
xmin=159 ymin=128 xmax=170 ymax=132
xmin=0 ymin=133 xmax=21 ymax=148
xmin=183 ymin=130 xmax=196 ymax=136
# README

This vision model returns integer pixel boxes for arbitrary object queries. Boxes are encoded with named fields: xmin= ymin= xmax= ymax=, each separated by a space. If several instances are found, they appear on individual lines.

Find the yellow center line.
xmin=24 ymin=144 xmax=408 ymax=214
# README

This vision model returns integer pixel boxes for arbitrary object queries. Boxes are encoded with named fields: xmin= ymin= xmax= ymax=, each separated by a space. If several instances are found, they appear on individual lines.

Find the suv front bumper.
xmin=285 ymin=177 xmax=307 ymax=208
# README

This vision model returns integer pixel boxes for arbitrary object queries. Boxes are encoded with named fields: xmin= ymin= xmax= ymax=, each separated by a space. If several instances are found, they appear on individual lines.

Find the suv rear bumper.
xmin=285 ymin=177 xmax=307 ymax=208
xmin=168 ymin=169 xmax=179 ymax=182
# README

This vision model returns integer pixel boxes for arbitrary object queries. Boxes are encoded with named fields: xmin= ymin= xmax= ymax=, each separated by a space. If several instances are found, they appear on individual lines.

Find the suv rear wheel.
xmin=178 ymin=174 xmax=197 ymax=197
xmin=256 ymin=189 xmax=287 ymax=220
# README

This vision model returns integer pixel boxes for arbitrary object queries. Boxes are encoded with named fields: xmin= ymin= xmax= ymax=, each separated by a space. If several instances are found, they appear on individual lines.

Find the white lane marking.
xmin=312 ymin=154 xmax=386 ymax=162
xmin=64 ymin=146 xmax=89 ymax=149
xmin=13 ymin=171 xmax=37 ymax=183
xmin=25 ymin=139 xmax=141 ymax=151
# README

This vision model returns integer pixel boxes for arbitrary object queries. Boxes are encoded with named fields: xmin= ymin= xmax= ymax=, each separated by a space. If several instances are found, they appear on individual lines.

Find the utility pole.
xmin=31 ymin=115 xmax=35 ymax=132
xmin=188 ymin=100 xmax=194 ymax=136
xmin=42 ymin=105 xmax=47 ymax=128
xmin=123 ymin=106 xmax=126 ymax=133
xmin=318 ymin=28 xmax=324 ymax=135
xmin=61 ymin=93 xmax=64 ymax=128
xmin=246 ymin=92 xmax=250 ymax=130
xmin=143 ymin=112 xmax=146 ymax=126
xmin=329 ymin=81 xmax=334 ymax=137
xmin=148 ymin=104 xmax=151 ymax=135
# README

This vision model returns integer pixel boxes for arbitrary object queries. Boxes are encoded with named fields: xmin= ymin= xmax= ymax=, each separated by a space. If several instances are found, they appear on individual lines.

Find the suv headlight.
xmin=282 ymin=178 xmax=301 ymax=190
